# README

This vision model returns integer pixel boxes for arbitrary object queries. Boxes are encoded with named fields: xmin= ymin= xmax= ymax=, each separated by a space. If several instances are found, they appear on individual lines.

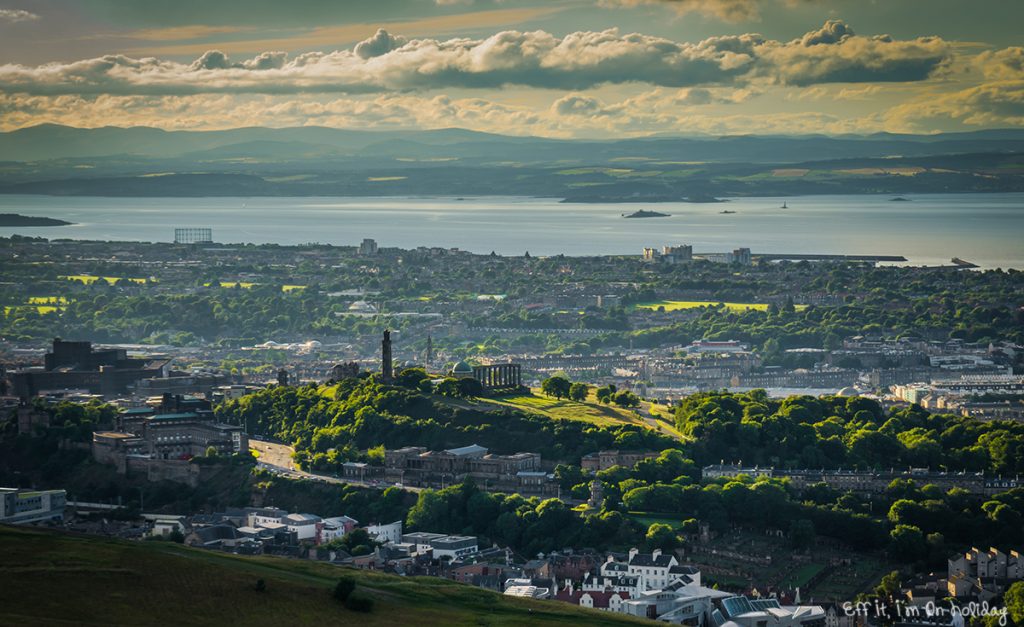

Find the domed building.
xmin=450 ymin=361 xmax=474 ymax=378
xmin=348 ymin=300 xmax=377 ymax=314
xmin=837 ymin=386 xmax=860 ymax=397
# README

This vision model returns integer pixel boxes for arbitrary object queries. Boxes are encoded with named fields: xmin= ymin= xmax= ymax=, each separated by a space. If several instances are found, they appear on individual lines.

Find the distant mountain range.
xmin=1 ymin=124 xmax=1021 ymax=199
xmin=3 ymin=123 xmax=1024 ymax=164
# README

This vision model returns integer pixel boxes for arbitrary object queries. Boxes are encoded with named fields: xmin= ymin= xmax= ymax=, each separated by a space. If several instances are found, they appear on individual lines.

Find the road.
xmin=251 ymin=439 xmax=296 ymax=470
xmin=250 ymin=439 xmax=423 ymax=493
xmin=637 ymin=403 xmax=683 ymax=438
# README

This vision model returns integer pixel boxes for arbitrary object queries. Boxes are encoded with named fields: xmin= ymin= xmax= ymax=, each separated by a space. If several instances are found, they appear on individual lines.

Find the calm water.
xmin=1 ymin=194 xmax=1022 ymax=269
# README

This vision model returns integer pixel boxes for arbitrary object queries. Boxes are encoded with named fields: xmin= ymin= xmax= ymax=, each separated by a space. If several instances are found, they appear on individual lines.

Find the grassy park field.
xmin=480 ymin=391 xmax=651 ymax=429
xmin=0 ymin=526 xmax=648 ymax=627
xmin=61 ymin=274 xmax=151 ymax=285
xmin=635 ymin=300 xmax=808 ymax=312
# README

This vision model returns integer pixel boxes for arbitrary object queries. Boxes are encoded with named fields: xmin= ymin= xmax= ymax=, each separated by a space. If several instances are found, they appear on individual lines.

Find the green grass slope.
xmin=0 ymin=526 xmax=647 ymax=626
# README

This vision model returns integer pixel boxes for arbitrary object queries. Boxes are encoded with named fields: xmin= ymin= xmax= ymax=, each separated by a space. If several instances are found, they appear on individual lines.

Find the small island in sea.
xmin=0 ymin=213 xmax=74 ymax=227
xmin=890 ymin=197 xmax=911 ymax=202
xmin=622 ymin=209 xmax=670 ymax=218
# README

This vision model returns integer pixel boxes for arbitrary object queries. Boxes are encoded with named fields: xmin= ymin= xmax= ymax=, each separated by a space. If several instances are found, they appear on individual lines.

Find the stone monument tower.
xmin=381 ymin=329 xmax=393 ymax=382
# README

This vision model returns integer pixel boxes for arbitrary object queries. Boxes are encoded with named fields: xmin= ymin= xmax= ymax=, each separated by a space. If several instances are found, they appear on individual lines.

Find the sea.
xmin=1 ymin=193 xmax=1022 ymax=269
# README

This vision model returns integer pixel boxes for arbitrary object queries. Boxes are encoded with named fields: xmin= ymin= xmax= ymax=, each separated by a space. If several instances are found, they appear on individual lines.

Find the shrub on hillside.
xmin=344 ymin=592 xmax=374 ymax=613
xmin=333 ymin=576 xmax=356 ymax=602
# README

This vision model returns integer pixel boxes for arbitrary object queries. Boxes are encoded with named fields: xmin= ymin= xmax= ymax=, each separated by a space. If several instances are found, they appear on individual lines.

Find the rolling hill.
xmin=0 ymin=525 xmax=647 ymax=626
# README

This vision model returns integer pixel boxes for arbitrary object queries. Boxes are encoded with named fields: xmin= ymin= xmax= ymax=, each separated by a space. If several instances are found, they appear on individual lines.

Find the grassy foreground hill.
xmin=0 ymin=526 xmax=646 ymax=626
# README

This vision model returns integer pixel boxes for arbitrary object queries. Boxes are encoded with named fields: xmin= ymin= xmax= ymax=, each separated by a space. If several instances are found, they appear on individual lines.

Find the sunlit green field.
xmin=479 ymin=391 xmax=648 ymax=428
xmin=61 ymin=274 xmax=150 ymax=284
xmin=4 ymin=295 xmax=74 ymax=316
xmin=629 ymin=512 xmax=688 ymax=529
xmin=4 ymin=305 xmax=60 ymax=315
xmin=205 ymin=282 xmax=306 ymax=292
xmin=636 ymin=300 xmax=807 ymax=312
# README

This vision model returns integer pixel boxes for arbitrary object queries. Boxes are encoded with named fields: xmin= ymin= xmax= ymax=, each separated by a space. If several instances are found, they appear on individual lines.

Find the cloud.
xmin=119 ymin=7 xmax=564 ymax=57
xmin=798 ymin=18 xmax=853 ymax=46
xmin=0 ymin=22 xmax=952 ymax=96
xmin=884 ymin=81 xmax=1024 ymax=131
xmin=354 ymin=29 xmax=409 ymax=59
xmin=976 ymin=47 xmax=1024 ymax=80
xmin=0 ymin=8 xmax=39 ymax=23
xmin=187 ymin=50 xmax=288 ymax=71
xmin=553 ymin=94 xmax=607 ymax=116
xmin=1 ymin=90 xmax=882 ymax=137
xmin=757 ymin=21 xmax=949 ymax=85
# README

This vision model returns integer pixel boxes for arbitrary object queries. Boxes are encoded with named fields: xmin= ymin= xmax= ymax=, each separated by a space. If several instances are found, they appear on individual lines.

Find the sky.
xmin=0 ymin=0 xmax=1021 ymax=137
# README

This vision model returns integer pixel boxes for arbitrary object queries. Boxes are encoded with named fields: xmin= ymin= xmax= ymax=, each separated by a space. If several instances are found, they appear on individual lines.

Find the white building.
xmin=717 ymin=595 xmax=827 ymax=627
xmin=620 ymin=586 xmax=723 ymax=625
xmin=246 ymin=506 xmax=287 ymax=528
xmin=625 ymin=548 xmax=679 ymax=591
xmin=504 ymin=583 xmax=550 ymax=599
xmin=430 ymin=535 xmax=479 ymax=560
xmin=283 ymin=513 xmax=322 ymax=542
xmin=320 ymin=515 xmax=358 ymax=543
xmin=366 ymin=520 xmax=403 ymax=545
xmin=150 ymin=516 xmax=187 ymax=538
xmin=400 ymin=531 xmax=478 ymax=560
xmin=402 ymin=531 xmax=448 ymax=554
xmin=0 ymin=488 xmax=66 ymax=524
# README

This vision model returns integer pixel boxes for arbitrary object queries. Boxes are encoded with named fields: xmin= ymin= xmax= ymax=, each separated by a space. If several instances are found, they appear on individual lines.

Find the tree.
xmin=569 ymin=382 xmax=589 ymax=402
xmin=455 ymin=376 xmax=483 ymax=398
xmin=205 ymin=445 xmax=219 ymax=458
xmin=888 ymin=499 xmax=927 ymax=528
xmin=407 ymin=490 xmax=447 ymax=531
xmin=435 ymin=378 xmax=460 ymax=397
xmin=395 ymin=367 xmax=429 ymax=389
xmin=613 ymin=390 xmax=640 ymax=408
xmin=1005 ymin=581 xmax=1024 ymax=625
xmin=541 ymin=376 xmax=572 ymax=399
xmin=888 ymin=524 xmax=927 ymax=562
xmin=595 ymin=384 xmax=617 ymax=404
xmin=554 ymin=464 xmax=586 ymax=490
xmin=646 ymin=523 xmax=678 ymax=551
xmin=875 ymin=570 xmax=901 ymax=599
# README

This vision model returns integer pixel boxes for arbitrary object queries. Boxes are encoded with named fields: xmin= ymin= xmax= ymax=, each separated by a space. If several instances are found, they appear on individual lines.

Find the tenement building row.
xmin=703 ymin=464 xmax=1020 ymax=496
xmin=384 ymin=444 xmax=557 ymax=495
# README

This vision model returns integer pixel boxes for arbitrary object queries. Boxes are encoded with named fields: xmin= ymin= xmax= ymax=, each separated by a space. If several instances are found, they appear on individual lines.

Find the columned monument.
xmin=471 ymin=363 xmax=522 ymax=391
